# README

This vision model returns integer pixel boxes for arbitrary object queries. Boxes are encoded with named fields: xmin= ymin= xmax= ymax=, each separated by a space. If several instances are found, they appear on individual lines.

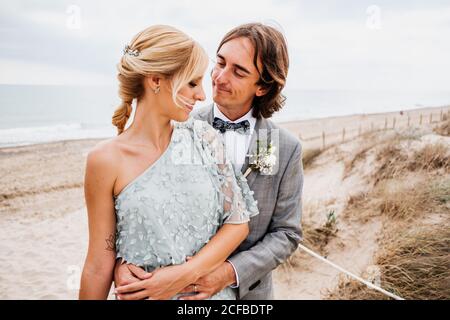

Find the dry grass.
xmin=282 ymin=216 xmax=338 ymax=270
xmin=333 ymin=174 xmax=449 ymax=299
xmin=302 ymin=148 xmax=323 ymax=169
xmin=408 ymin=143 xmax=450 ymax=172
xmin=289 ymin=221 xmax=337 ymax=264
xmin=344 ymin=131 xmax=419 ymax=179
xmin=342 ymin=130 xmax=449 ymax=183
xmin=345 ymin=176 xmax=449 ymax=221
xmin=434 ymin=118 xmax=450 ymax=136
xmin=343 ymin=142 xmax=377 ymax=178
xmin=327 ymin=223 xmax=450 ymax=300
xmin=376 ymin=178 xmax=449 ymax=219
xmin=373 ymin=141 xmax=449 ymax=185
xmin=317 ymin=129 xmax=449 ymax=299
xmin=373 ymin=144 xmax=409 ymax=184
xmin=302 ymin=222 xmax=337 ymax=256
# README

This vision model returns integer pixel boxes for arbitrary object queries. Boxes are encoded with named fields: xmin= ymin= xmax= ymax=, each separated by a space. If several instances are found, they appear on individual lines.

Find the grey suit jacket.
xmin=192 ymin=105 xmax=304 ymax=300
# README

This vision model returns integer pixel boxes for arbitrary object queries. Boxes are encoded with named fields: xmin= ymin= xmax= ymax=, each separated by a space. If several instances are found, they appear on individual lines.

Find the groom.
xmin=114 ymin=22 xmax=303 ymax=300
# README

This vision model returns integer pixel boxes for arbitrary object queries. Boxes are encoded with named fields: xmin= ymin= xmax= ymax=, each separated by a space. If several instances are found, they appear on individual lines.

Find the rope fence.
xmin=297 ymin=243 xmax=405 ymax=300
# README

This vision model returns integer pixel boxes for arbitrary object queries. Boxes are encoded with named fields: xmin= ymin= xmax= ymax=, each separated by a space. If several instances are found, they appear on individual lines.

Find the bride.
xmin=79 ymin=25 xmax=258 ymax=300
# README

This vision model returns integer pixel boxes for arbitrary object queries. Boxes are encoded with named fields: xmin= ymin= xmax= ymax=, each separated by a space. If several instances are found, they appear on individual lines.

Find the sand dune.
xmin=274 ymin=120 xmax=449 ymax=299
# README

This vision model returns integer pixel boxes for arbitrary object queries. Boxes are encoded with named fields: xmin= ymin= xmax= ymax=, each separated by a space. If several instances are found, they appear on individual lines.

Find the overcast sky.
xmin=1 ymin=0 xmax=450 ymax=92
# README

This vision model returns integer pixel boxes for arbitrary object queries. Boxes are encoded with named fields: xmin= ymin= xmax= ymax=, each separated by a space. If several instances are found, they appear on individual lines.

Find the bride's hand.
xmin=114 ymin=264 xmax=196 ymax=300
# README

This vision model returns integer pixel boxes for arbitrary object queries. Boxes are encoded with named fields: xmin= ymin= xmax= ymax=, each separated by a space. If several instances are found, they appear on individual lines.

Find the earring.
xmin=154 ymin=86 xmax=160 ymax=94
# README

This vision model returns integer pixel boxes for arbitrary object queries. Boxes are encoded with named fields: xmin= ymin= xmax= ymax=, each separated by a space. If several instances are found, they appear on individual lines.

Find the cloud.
xmin=1 ymin=0 xmax=449 ymax=91
xmin=0 ymin=58 xmax=112 ymax=85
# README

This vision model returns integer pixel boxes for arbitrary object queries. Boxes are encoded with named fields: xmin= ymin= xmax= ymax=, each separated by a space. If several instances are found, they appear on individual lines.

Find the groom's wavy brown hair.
xmin=217 ymin=22 xmax=289 ymax=119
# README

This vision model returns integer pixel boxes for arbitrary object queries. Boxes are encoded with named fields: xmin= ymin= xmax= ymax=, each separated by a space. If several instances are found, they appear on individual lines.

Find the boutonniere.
xmin=244 ymin=140 xmax=277 ymax=178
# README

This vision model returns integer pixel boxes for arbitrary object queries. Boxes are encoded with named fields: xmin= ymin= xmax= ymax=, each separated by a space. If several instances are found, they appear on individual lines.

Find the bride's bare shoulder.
xmin=85 ymin=137 xmax=123 ymax=172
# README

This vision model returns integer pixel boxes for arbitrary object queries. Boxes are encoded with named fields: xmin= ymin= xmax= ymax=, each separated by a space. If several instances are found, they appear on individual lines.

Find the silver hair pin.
xmin=123 ymin=45 xmax=140 ymax=57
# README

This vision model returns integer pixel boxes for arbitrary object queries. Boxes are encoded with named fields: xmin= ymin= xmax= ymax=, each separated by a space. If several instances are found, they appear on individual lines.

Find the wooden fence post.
xmin=322 ymin=131 xmax=326 ymax=150
xmin=384 ymin=117 xmax=388 ymax=130
xmin=419 ymin=114 xmax=423 ymax=125
xmin=342 ymin=128 xmax=346 ymax=143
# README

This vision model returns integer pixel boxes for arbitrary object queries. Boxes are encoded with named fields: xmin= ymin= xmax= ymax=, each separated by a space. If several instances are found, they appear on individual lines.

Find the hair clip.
xmin=123 ymin=45 xmax=140 ymax=57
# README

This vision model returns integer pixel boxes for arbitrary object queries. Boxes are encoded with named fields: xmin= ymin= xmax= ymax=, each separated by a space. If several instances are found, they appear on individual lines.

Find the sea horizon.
xmin=1 ymin=84 xmax=449 ymax=148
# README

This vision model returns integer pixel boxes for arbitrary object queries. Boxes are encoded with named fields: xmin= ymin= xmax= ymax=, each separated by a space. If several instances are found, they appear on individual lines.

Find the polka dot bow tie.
xmin=212 ymin=117 xmax=251 ymax=135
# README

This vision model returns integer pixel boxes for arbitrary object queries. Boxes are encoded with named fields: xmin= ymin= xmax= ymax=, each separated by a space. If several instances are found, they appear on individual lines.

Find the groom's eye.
xmin=234 ymin=70 xmax=245 ymax=78
xmin=189 ymin=81 xmax=197 ymax=88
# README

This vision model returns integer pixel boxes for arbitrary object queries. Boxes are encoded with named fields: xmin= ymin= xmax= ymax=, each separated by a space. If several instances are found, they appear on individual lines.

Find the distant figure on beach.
xmin=79 ymin=25 xmax=259 ymax=300
xmin=113 ymin=23 xmax=304 ymax=300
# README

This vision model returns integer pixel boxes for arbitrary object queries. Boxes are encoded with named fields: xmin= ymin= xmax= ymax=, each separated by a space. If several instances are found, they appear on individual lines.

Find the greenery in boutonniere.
xmin=244 ymin=139 xmax=277 ymax=178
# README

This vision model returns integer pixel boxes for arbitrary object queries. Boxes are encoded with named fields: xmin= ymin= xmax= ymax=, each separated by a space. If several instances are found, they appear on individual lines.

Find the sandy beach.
xmin=0 ymin=140 xmax=100 ymax=299
xmin=0 ymin=106 xmax=448 ymax=300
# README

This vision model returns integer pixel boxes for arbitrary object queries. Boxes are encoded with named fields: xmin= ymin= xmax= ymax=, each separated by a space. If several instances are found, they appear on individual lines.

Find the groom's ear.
xmin=255 ymin=86 xmax=269 ymax=97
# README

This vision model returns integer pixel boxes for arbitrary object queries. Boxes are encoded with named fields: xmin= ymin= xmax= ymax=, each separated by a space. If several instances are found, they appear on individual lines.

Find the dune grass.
xmin=294 ymin=128 xmax=449 ymax=299
xmin=434 ymin=117 xmax=450 ymax=136
xmin=408 ymin=143 xmax=450 ymax=172
xmin=327 ymin=223 xmax=450 ymax=300
xmin=373 ymin=141 xmax=449 ymax=185
xmin=283 ymin=212 xmax=338 ymax=271
xmin=334 ymin=172 xmax=449 ymax=299
xmin=343 ymin=131 xmax=418 ymax=179
xmin=302 ymin=148 xmax=323 ymax=169
xmin=345 ymin=176 xmax=449 ymax=221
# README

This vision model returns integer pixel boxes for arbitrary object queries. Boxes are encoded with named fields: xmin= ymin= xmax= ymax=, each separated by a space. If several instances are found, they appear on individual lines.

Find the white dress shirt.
xmin=213 ymin=104 xmax=256 ymax=172
xmin=213 ymin=104 xmax=257 ymax=289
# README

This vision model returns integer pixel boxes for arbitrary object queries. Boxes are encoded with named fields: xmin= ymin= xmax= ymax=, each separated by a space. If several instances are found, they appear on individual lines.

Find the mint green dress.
xmin=114 ymin=118 xmax=259 ymax=300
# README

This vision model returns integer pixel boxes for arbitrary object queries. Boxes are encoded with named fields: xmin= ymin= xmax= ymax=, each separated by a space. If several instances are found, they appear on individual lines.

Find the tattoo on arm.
xmin=105 ymin=233 xmax=116 ymax=252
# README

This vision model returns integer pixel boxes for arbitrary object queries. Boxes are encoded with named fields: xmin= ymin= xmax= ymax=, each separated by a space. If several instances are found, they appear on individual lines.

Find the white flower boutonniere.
xmin=244 ymin=140 xmax=277 ymax=178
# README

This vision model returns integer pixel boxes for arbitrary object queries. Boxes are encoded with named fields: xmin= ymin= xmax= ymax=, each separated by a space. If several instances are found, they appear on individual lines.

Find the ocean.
xmin=1 ymin=84 xmax=449 ymax=148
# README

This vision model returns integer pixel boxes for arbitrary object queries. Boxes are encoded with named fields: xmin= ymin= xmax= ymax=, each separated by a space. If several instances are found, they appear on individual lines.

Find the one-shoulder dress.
xmin=114 ymin=118 xmax=259 ymax=300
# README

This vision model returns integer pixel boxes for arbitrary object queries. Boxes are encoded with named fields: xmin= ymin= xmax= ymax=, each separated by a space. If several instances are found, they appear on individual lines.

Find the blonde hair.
xmin=112 ymin=25 xmax=209 ymax=134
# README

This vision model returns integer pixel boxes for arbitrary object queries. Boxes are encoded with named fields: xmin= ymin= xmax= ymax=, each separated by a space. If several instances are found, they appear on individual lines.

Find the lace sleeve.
xmin=194 ymin=120 xmax=259 ymax=225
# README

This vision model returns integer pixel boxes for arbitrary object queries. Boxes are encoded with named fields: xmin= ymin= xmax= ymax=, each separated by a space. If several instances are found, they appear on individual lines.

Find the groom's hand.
xmin=114 ymin=260 xmax=152 ymax=287
xmin=178 ymin=261 xmax=237 ymax=300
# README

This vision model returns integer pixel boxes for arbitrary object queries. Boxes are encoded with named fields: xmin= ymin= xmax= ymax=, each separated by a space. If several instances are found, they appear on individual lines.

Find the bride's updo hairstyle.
xmin=112 ymin=25 xmax=208 ymax=134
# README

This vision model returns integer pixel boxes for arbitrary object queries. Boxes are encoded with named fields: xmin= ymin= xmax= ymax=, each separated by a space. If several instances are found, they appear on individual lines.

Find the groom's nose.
xmin=214 ymin=68 xmax=229 ymax=85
